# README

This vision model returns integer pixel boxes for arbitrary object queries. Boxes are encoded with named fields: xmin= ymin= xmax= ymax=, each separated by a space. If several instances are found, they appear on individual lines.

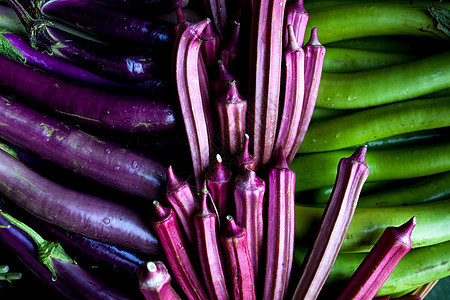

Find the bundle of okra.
xmin=0 ymin=0 xmax=449 ymax=299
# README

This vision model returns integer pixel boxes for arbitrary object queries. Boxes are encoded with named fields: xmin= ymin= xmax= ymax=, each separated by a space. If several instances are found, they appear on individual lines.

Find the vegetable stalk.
xmin=205 ymin=154 xmax=232 ymax=219
xmin=138 ymin=261 xmax=181 ymax=300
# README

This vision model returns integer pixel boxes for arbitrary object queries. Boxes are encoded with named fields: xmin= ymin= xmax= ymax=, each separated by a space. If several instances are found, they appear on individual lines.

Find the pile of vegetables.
xmin=0 ymin=0 xmax=449 ymax=299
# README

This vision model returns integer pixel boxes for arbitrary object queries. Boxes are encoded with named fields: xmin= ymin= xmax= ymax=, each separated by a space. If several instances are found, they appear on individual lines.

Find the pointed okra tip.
xmin=222 ymin=215 xmax=245 ymax=237
xmin=151 ymin=200 xmax=171 ymax=221
xmin=272 ymin=148 xmax=290 ymax=170
xmin=392 ymin=216 xmax=417 ymax=245
xmin=305 ymin=27 xmax=322 ymax=46
xmin=138 ymin=261 xmax=169 ymax=288
xmin=348 ymin=145 xmax=368 ymax=165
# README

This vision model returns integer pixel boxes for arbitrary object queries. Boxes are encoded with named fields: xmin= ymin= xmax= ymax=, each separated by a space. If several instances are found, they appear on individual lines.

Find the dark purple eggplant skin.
xmin=40 ymin=0 xmax=173 ymax=49
xmin=0 ymin=148 xmax=160 ymax=254
xmin=97 ymin=0 xmax=189 ymax=12
xmin=0 ymin=212 xmax=80 ymax=300
xmin=0 ymin=53 xmax=176 ymax=132
xmin=2 ymin=31 xmax=168 ymax=88
xmin=0 ymin=95 xmax=168 ymax=200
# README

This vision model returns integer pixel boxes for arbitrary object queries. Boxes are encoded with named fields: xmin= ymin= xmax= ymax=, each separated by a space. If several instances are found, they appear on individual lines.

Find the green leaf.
xmin=0 ymin=33 xmax=26 ymax=63
xmin=428 ymin=5 xmax=450 ymax=38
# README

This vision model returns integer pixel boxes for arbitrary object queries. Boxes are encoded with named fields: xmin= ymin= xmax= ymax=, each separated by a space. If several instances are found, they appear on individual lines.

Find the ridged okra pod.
xmin=293 ymin=146 xmax=369 ymax=300
xmin=165 ymin=166 xmax=199 ymax=247
xmin=220 ymin=215 xmax=256 ymax=300
xmin=337 ymin=217 xmax=416 ymax=300
xmin=293 ymin=27 xmax=326 ymax=162
xmin=247 ymin=0 xmax=287 ymax=170
xmin=201 ymin=21 xmax=220 ymax=70
xmin=202 ymin=0 xmax=227 ymax=39
xmin=233 ymin=168 xmax=265 ymax=279
xmin=273 ymin=25 xmax=305 ymax=164
xmin=235 ymin=134 xmax=255 ymax=173
xmin=216 ymin=80 xmax=247 ymax=157
xmin=150 ymin=201 xmax=208 ymax=300
xmin=213 ymin=60 xmax=238 ymax=98
xmin=205 ymin=154 xmax=232 ymax=219
xmin=221 ymin=21 xmax=241 ymax=73
xmin=193 ymin=184 xmax=229 ymax=300
xmin=138 ymin=261 xmax=181 ymax=300
xmin=174 ymin=18 xmax=212 ymax=190
xmin=263 ymin=149 xmax=296 ymax=300
xmin=284 ymin=0 xmax=309 ymax=47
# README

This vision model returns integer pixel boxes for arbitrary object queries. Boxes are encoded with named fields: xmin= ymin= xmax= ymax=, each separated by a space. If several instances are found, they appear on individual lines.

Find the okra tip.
xmin=166 ymin=166 xmax=185 ymax=193
xmin=222 ymin=215 xmax=245 ymax=237
xmin=392 ymin=216 xmax=417 ymax=244
xmin=138 ymin=261 xmax=168 ymax=287
xmin=348 ymin=145 xmax=368 ymax=165
xmin=272 ymin=148 xmax=290 ymax=170
xmin=305 ymin=27 xmax=322 ymax=46
xmin=151 ymin=201 xmax=171 ymax=221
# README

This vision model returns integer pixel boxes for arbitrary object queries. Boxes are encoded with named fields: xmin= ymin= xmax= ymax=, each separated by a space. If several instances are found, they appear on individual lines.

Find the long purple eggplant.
xmin=0 ymin=31 xmax=166 ymax=88
xmin=0 ymin=54 xmax=176 ymax=132
xmin=0 ymin=208 xmax=80 ymax=300
xmin=0 ymin=95 xmax=168 ymax=200
xmin=0 ymin=147 xmax=160 ymax=254
xmin=0 ymin=209 xmax=133 ymax=300
xmin=39 ymin=0 xmax=173 ymax=49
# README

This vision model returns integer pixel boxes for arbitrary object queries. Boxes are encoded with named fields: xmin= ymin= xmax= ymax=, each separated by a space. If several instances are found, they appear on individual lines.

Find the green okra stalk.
xmin=293 ymin=146 xmax=369 ymax=300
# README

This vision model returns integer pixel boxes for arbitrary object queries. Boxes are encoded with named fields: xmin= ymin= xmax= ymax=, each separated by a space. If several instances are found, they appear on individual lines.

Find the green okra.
xmin=295 ymin=199 xmax=450 ymax=253
xmin=294 ymin=241 xmax=450 ymax=297
xmin=292 ymin=142 xmax=450 ymax=191
xmin=300 ymin=97 xmax=450 ymax=153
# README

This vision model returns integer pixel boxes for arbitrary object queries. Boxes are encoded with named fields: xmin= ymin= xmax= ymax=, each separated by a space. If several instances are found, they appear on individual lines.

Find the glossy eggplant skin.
xmin=0 ymin=146 xmax=161 ymax=255
xmin=0 ymin=211 xmax=80 ymax=300
xmin=0 ymin=54 xmax=176 ymax=132
xmin=40 ymin=0 xmax=173 ymax=49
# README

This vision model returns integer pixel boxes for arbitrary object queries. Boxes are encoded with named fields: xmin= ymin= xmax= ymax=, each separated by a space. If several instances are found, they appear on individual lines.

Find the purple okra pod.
xmin=263 ymin=149 xmax=296 ymax=300
xmin=212 ymin=60 xmax=238 ymax=98
xmin=165 ymin=165 xmax=199 ymax=247
xmin=202 ymin=0 xmax=227 ymax=39
xmin=284 ymin=0 xmax=309 ymax=47
xmin=150 ymin=201 xmax=209 ymax=300
xmin=174 ymin=18 xmax=213 ymax=190
xmin=205 ymin=154 xmax=232 ymax=218
xmin=220 ymin=21 xmax=241 ymax=73
xmin=193 ymin=183 xmax=229 ymax=300
xmin=292 ymin=27 xmax=326 ymax=161
xmin=233 ymin=168 xmax=265 ymax=280
xmin=215 ymin=80 xmax=247 ymax=157
xmin=201 ymin=21 xmax=221 ymax=70
xmin=235 ymin=133 xmax=255 ymax=173
xmin=293 ymin=146 xmax=370 ymax=300
xmin=220 ymin=215 xmax=256 ymax=300
xmin=337 ymin=217 xmax=416 ymax=300
xmin=137 ymin=261 xmax=181 ymax=300
xmin=273 ymin=25 xmax=305 ymax=164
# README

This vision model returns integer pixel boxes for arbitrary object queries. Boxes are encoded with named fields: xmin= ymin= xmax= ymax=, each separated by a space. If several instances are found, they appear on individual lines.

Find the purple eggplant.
xmin=0 ymin=208 xmax=79 ymax=299
xmin=0 ymin=147 xmax=160 ymax=255
xmin=38 ymin=0 xmax=173 ymax=49
xmin=0 ymin=54 xmax=176 ymax=132
xmin=0 ymin=95 xmax=168 ymax=200
xmin=0 ymin=31 xmax=167 ymax=88
xmin=97 ymin=0 xmax=189 ymax=12
xmin=0 ymin=209 xmax=133 ymax=300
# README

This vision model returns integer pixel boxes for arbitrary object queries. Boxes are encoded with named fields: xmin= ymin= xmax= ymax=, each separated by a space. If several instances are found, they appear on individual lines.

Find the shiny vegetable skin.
xmin=0 ymin=95 xmax=168 ymax=200
xmin=0 ymin=210 xmax=80 ymax=300
xmin=40 ymin=0 xmax=173 ymax=49
xmin=292 ymin=142 xmax=450 ymax=191
xmin=294 ymin=241 xmax=450 ymax=297
xmin=0 ymin=149 xmax=160 ymax=254
xmin=295 ymin=199 xmax=450 ymax=253
xmin=300 ymin=97 xmax=450 ymax=153
xmin=0 ymin=54 xmax=176 ymax=132
xmin=316 ymin=51 xmax=450 ymax=109
xmin=97 ymin=0 xmax=189 ymax=12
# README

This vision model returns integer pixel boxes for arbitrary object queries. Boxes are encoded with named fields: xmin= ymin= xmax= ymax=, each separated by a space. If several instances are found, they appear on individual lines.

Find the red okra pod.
xmin=173 ymin=18 xmax=212 ymax=190
xmin=235 ymin=134 xmax=255 ymax=173
xmin=165 ymin=166 xmax=199 ymax=246
xmin=138 ymin=261 xmax=181 ymax=300
xmin=293 ymin=146 xmax=369 ymax=300
xmin=220 ymin=21 xmax=241 ymax=73
xmin=205 ymin=154 xmax=232 ymax=219
xmin=212 ymin=60 xmax=238 ymax=98
xmin=216 ymin=80 xmax=247 ymax=157
xmin=150 ymin=201 xmax=208 ymax=300
xmin=263 ymin=149 xmax=296 ymax=300
xmin=233 ymin=168 xmax=265 ymax=279
xmin=273 ymin=25 xmax=305 ymax=164
xmin=201 ymin=21 xmax=221 ymax=70
xmin=247 ymin=0 xmax=287 ymax=171
xmin=337 ymin=217 xmax=416 ymax=300
xmin=284 ymin=0 xmax=309 ymax=47
xmin=293 ymin=27 xmax=326 ymax=161
xmin=193 ymin=184 xmax=229 ymax=300
xmin=202 ymin=0 xmax=227 ymax=39
xmin=220 ymin=215 xmax=256 ymax=300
